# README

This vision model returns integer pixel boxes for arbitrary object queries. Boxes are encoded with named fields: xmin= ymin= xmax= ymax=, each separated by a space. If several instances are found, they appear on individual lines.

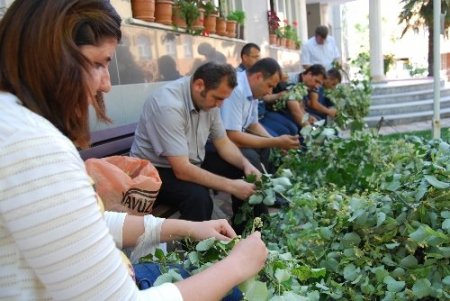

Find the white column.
xmin=432 ymin=0 xmax=441 ymax=139
xmin=242 ymin=0 xmax=269 ymax=48
xmin=298 ymin=0 xmax=308 ymax=43
xmin=332 ymin=5 xmax=343 ymax=63
xmin=369 ymin=0 xmax=385 ymax=82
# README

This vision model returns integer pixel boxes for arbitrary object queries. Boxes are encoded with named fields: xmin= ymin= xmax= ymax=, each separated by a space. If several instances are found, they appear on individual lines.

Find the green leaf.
xmin=384 ymin=180 xmax=401 ymax=192
xmin=391 ymin=267 xmax=405 ymax=278
xmin=373 ymin=266 xmax=389 ymax=282
xmin=248 ymin=194 xmax=263 ymax=205
xmin=409 ymin=226 xmax=428 ymax=243
xmin=188 ymin=251 xmax=199 ymax=265
xmin=246 ymin=174 xmax=257 ymax=183
xmin=383 ymin=276 xmax=405 ymax=292
xmin=275 ymin=268 xmax=291 ymax=283
xmin=154 ymin=248 xmax=165 ymax=260
xmin=412 ymin=278 xmax=432 ymax=298
xmin=343 ymin=264 xmax=359 ymax=281
xmin=319 ymin=227 xmax=333 ymax=240
xmin=153 ymin=272 xmax=174 ymax=286
xmin=443 ymin=219 xmax=450 ymax=231
xmin=424 ymin=175 xmax=450 ymax=189
xmin=442 ymin=211 xmax=450 ymax=219
xmin=443 ymin=275 xmax=450 ymax=286
xmin=168 ymin=269 xmax=183 ymax=282
xmin=196 ymin=237 xmax=216 ymax=252
xmin=376 ymin=212 xmax=386 ymax=227
xmin=263 ymin=194 xmax=276 ymax=206
xmin=385 ymin=242 xmax=400 ymax=249
xmin=244 ymin=280 xmax=269 ymax=301
xmin=399 ymin=255 xmax=418 ymax=268
xmin=341 ymin=232 xmax=361 ymax=248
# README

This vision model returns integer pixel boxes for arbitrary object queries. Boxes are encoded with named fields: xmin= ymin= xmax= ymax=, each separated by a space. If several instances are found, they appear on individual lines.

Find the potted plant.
xmin=227 ymin=10 xmax=245 ymax=39
xmin=131 ymin=0 xmax=156 ymax=22
xmin=202 ymin=1 xmax=218 ymax=34
xmin=173 ymin=0 xmax=201 ymax=34
xmin=172 ymin=0 xmax=187 ymax=28
xmin=192 ymin=1 xmax=205 ymax=31
xmin=155 ymin=0 xmax=174 ymax=25
xmin=267 ymin=10 xmax=280 ymax=45
xmin=283 ymin=20 xmax=297 ymax=49
xmin=216 ymin=0 xmax=227 ymax=36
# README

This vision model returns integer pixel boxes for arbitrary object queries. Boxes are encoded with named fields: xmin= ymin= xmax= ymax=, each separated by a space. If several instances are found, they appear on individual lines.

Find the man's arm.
xmin=287 ymin=100 xmax=308 ymax=126
xmin=226 ymin=123 xmax=299 ymax=150
xmin=261 ymin=91 xmax=285 ymax=104
xmin=213 ymin=135 xmax=260 ymax=176
xmin=308 ymin=90 xmax=337 ymax=117
xmin=300 ymin=42 xmax=311 ymax=70
xmin=167 ymin=155 xmax=255 ymax=200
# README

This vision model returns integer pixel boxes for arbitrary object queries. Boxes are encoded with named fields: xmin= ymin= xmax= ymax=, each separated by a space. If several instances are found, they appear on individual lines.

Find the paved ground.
xmin=376 ymin=117 xmax=450 ymax=136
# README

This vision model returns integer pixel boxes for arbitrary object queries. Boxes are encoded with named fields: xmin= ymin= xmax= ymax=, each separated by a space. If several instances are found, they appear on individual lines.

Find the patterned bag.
xmin=85 ymin=156 xmax=161 ymax=215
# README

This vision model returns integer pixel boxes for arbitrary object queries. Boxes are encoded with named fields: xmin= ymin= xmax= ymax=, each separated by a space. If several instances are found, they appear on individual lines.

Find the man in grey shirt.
xmin=131 ymin=62 xmax=262 ymax=226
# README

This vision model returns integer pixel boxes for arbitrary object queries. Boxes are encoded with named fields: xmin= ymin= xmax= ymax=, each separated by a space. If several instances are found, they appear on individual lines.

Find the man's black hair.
xmin=247 ymin=57 xmax=282 ymax=80
xmin=192 ymin=62 xmax=237 ymax=91
xmin=240 ymin=43 xmax=260 ymax=59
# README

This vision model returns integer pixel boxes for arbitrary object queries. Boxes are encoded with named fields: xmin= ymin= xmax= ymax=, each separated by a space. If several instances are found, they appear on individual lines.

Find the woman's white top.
xmin=0 ymin=92 xmax=183 ymax=301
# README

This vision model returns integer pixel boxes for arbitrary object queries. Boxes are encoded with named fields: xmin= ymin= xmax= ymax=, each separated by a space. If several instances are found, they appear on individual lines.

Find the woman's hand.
xmin=226 ymin=232 xmax=268 ymax=282
xmin=243 ymin=161 xmax=261 ymax=178
xmin=186 ymin=219 xmax=237 ymax=241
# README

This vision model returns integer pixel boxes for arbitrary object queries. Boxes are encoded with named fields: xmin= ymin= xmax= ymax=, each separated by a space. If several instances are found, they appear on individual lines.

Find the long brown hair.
xmin=0 ymin=0 xmax=121 ymax=148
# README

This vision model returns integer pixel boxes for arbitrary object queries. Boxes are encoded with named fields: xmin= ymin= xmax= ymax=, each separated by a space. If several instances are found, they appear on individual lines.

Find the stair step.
xmin=365 ymin=107 xmax=450 ymax=127
xmin=371 ymin=87 xmax=450 ymax=105
xmin=371 ymin=78 xmax=445 ymax=96
xmin=369 ymin=95 xmax=450 ymax=116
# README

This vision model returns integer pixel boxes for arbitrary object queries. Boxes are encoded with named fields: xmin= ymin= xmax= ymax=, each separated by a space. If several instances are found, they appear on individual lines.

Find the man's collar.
xmin=187 ymin=76 xmax=199 ymax=112
xmin=238 ymin=71 xmax=254 ymax=101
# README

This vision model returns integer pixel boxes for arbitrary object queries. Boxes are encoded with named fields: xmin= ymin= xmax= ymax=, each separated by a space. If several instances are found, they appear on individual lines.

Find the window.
xmin=213 ymin=0 xmax=243 ymax=17
xmin=270 ymin=0 xmax=300 ymax=35
xmin=0 ymin=0 xmax=6 ymax=19
xmin=136 ymin=35 xmax=152 ymax=59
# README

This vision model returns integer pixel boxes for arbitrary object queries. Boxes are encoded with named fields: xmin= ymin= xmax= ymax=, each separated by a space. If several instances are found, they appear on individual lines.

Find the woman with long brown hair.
xmin=0 ymin=1 xmax=267 ymax=300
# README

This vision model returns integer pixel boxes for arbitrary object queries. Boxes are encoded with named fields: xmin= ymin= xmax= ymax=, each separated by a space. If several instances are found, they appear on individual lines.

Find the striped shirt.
xmin=0 ymin=92 xmax=182 ymax=301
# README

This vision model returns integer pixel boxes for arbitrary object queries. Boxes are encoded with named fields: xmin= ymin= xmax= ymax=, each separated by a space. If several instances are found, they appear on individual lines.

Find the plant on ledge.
xmin=267 ymin=10 xmax=280 ymax=34
xmin=282 ymin=19 xmax=298 ymax=49
xmin=174 ymin=0 xmax=201 ymax=34
xmin=227 ymin=10 xmax=245 ymax=39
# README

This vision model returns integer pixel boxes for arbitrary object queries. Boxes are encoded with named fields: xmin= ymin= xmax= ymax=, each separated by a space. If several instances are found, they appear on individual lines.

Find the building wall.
xmin=306 ymin=3 xmax=321 ymax=38
xmin=1 ymin=0 xmax=300 ymax=132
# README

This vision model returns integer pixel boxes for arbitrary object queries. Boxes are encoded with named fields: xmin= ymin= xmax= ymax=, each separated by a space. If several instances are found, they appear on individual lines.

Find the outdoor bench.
xmin=79 ymin=123 xmax=178 ymax=218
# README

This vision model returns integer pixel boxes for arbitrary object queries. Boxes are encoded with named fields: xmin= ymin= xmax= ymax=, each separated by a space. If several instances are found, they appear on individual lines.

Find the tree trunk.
xmin=428 ymin=24 xmax=434 ymax=77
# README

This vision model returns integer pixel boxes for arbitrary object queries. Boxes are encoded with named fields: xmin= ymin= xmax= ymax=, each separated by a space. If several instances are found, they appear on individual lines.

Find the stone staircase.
xmin=365 ymin=78 xmax=450 ymax=127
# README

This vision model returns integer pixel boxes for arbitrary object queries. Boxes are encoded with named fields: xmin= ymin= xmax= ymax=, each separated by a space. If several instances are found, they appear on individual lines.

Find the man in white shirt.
xmin=301 ymin=25 xmax=341 ymax=71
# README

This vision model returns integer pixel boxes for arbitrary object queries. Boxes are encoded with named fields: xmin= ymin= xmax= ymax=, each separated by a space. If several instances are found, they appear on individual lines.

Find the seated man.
xmin=306 ymin=68 xmax=342 ymax=121
xmin=130 ymin=62 xmax=261 ymax=225
xmin=218 ymin=58 xmax=300 ymax=174
xmin=260 ymin=64 xmax=327 ymax=136
xmin=235 ymin=43 xmax=285 ymax=122
xmin=236 ymin=42 xmax=261 ymax=72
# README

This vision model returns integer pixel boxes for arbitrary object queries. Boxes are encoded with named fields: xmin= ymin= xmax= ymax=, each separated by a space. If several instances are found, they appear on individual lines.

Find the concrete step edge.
xmin=365 ymin=107 xmax=450 ymax=122
xmin=370 ymin=95 xmax=450 ymax=110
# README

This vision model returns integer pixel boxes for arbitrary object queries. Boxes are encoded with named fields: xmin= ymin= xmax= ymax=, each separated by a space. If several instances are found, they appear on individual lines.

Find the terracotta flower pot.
xmin=287 ymin=39 xmax=296 ymax=49
xmin=172 ymin=5 xmax=186 ymax=28
xmin=216 ymin=17 xmax=227 ymax=36
xmin=204 ymin=14 xmax=217 ymax=34
xmin=192 ymin=8 xmax=205 ymax=31
xmin=225 ymin=20 xmax=237 ymax=38
xmin=155 ymin=0 xmax=174 ymax=25
xmin=131 ymin=0 xmax=156 ymax=22
xmin=269 ymin=33 xmax=277 ymax=45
